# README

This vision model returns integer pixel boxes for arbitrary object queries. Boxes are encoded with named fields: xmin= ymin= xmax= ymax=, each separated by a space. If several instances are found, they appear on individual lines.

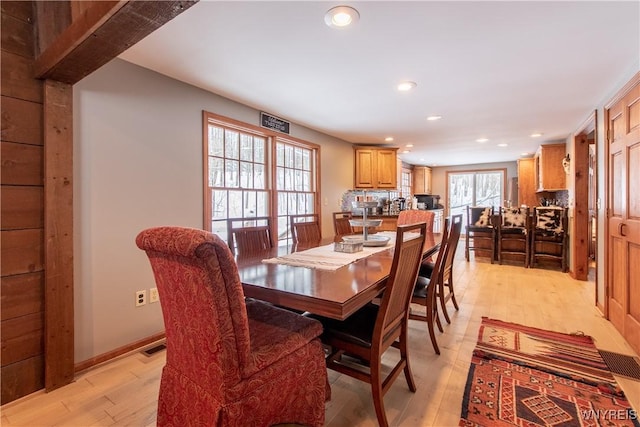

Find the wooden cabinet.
xmin=354 ymin=147 xmax=398 ymax=189
xmin=517 ymin=158 xmax=537 ymax=207
xmin=534 ymin=143 xmax=566 ymax=191
xmin=413 ymin=166 xmax=432 ymax=194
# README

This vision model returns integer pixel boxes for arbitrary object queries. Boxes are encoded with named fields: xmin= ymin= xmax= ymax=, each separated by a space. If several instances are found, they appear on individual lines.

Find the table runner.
xmin=262 ymin=232 xmax=398 ymax=271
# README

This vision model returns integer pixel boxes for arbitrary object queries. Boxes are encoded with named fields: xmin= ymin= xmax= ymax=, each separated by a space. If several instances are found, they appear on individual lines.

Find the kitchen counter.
xmin=351 ymin=209 xmax=444 ymax=233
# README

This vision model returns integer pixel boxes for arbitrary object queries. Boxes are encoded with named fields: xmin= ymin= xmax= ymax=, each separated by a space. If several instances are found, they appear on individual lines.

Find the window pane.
xmin=289 ymin=193 xmax=298 ymax=214
xmin=278 ymin=192 xmax=288 ymax=215
xmin=209 ymin=157 xmax=224 ymax=187
xmin=306 ymin=194 xmax=315 ymax=212
xmin=285 ymin=145 xmax=294 ymax=168
xmin=276 ymin=167 xmax=285 ymax=190
xmin=277 ymin=143 xmax=285 ymax=167
xmin=240 ymin=134 xmax=253 ymax=161
xmin=302 ymin=150 xmax=310 ymax=170
xmin=294 ymin=147 xmax=303 ymax=169
xmin=302 ymin=171 xmax=311 ymax=191
xmin=243 ymin=191 xmax=257 ymax=217
xmin=212 ymin=190 xmax=227 ymax=219
xmin=285 ymin=169 xmax=294 ymax=191
xmin=256 ymin=191 xmax=268 ymax=216
xmin=240 ymin=162 xmax=253 ymax=188
xmin=254 ymin=137 xmax=266 ymax=163
xmin=294 ymin=169 xmax=302 ymax=191
xmin=228 ymin=191 xmax=243 ymax=217
xmin=255 ymin=164 xmax=265 ymax=189
xmin=209 ymin=125 xmax=224 ymax=157
xmin=225 ymin=130 xmax=239 ymax=159
xmin=225 ymin=160 xmax=239 ymax=187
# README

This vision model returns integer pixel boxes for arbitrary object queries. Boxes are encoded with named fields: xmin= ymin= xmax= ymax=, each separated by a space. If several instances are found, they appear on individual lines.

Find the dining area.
xmin=134 ymin=208 xmax=462 ymax=427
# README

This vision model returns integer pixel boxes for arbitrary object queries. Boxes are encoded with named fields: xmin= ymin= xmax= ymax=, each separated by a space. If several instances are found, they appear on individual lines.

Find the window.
xmin=401 ymin=168 xmax=412 ymax=198
xmin=275 ymin=139 xmax=316 ymax=242
xmin=447 ymin=169 xmax=505 ymax=227
xmin=203 ymin=112 xmax=319 ymax=245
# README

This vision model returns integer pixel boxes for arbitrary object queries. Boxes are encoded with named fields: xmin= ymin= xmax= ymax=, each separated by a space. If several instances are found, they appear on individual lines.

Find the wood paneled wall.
xmin=1 ymin=0 xmax=46 ymax=404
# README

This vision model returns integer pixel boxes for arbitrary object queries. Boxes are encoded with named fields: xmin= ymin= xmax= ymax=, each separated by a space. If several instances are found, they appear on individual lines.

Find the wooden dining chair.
xmin=409 ymin=217 xmax=452 ymax=355
xmin=332 ymin=211 xmax=353 ymax=237
xmin=307 ymin=222 xmax=427 ymax=427
xmin=290 ymin=213 xmax=321 ymax=245
xmin=227 ymin=216 xmax=273 ymax=256
xmin=436 ymin=214 xmax=463 ymax=324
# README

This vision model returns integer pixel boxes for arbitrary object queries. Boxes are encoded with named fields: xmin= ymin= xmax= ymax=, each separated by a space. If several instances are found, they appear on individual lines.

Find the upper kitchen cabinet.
xmin=354 ymin=147 xmax=398 ymax=189
xmin=534 ymin=143 xmax=566 ymax=191
xmin=517 ymin=158 xmax=538 ymax=207
xmin=413 ymin=166 xmax=432 ymax=194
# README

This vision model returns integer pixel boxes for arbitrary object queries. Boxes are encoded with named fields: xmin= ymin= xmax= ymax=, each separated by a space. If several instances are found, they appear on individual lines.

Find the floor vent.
xmin=142 ymin=342 xmax=167 ymax=357
xmin=599 ymin=349 xmax=640 ymax=381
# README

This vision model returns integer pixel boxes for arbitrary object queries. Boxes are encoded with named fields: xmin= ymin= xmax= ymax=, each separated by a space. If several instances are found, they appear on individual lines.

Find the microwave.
xmin=415 ymin=194 xmax=439 ymax=210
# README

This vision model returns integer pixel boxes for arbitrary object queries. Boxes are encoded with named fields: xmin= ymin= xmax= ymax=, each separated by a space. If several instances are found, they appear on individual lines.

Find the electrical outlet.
xmin=136 ymin=290 xmax=147 ymax=307
xmin=149 ymin=287 xmax=159 ymax=303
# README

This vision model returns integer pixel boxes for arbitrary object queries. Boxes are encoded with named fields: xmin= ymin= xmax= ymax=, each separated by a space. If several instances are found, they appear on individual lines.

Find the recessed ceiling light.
xmin=521 ymin=152 xmax=530 ymax=156
xmin=530 ymin=132 xmax=543 ymax=138
xmin=324 ymin=6 xmax=359 ymax=28
xmin=476 ymin=138 xmax=489 ymax=143
xmin=420 ymin=158 xmax=425 ymax=161
xmin=406 ymin=144 xmax=414 ymax=148
xmin=397 ymin=81 xmax=417 ymax=91
xmin=402 ymin=150 xmax=411 ymax=154
xmin=497 ymin=143 xmax=508 ymax=147
xmin=384 ymin=137 xmax=394 ymax=142
xmin=426 ymin=115 xmax=442 ymax=121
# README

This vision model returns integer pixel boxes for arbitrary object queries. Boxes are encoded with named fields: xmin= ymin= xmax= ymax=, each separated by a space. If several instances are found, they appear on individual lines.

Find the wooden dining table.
xmin=236 ymin=231 xmax=441 ymax=320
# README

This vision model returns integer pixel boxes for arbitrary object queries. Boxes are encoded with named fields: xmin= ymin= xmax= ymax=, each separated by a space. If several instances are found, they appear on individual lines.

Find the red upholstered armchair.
xmin=136 ymin=226 xmax=328 ymax=427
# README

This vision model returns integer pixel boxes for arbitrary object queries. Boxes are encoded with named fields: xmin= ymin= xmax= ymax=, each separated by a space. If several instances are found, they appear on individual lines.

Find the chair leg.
xmin=465 ymin=233 xmax=470 ymax=261
xmin=370 ymin=360 xmax=389 ymax=427
xmin=449 ymin=280 xmax=459 ymax=310
xmin=399 ymin=330 xmax=417 ymax=392
xmin=490 ymin=230 xmax=495 ymax=264
xmin=438 ymin=282 xmax=451 ymax=324
xmin=428 ymin=314 xmax=441 ymax=355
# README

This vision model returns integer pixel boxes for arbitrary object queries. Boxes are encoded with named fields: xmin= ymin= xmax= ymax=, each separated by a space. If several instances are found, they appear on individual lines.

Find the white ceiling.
xmin=119 ymin=1 xmax=639 ymax=166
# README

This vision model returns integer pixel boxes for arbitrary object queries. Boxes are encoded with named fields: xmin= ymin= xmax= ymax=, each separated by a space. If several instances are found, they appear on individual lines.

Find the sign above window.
xmin=260 ymin=112 xmax=290 ymax=134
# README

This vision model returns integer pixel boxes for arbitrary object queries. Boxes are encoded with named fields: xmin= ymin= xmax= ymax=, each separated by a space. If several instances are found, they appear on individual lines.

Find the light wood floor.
xmin=3 ymin=249 xmax=639 ymax=426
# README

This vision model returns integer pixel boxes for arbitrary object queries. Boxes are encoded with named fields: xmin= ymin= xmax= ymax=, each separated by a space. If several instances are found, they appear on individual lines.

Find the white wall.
xmin=73 ymin=59 xmax=353 ymax=362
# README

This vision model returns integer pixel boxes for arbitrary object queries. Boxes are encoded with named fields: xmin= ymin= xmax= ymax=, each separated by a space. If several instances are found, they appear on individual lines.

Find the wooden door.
xmin=606 ymin=73 xmax=640 ymax=354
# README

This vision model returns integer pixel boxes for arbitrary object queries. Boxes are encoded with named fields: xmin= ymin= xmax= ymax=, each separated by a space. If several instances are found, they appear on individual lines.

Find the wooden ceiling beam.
xmin=34 ymin=0 xmax=198 ymax=84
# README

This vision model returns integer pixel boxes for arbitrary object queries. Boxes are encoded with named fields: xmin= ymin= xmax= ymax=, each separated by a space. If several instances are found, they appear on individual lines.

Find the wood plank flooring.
xmin=2 ymin=248 xmax=639 ymax=426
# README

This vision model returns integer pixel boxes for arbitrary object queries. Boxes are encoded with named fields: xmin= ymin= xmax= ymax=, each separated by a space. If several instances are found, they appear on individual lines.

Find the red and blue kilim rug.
xmin=460 ymin=317 xmax=639 ymax=427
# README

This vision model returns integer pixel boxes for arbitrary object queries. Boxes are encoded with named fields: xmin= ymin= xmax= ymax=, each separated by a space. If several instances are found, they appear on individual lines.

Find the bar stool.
xmin=530 ymin=206 xmax=568 ymax=272
xmin=497 ymin=207 xmax=530 ymax=267
xmin=465 ymin=206 xmax=495 ymax=263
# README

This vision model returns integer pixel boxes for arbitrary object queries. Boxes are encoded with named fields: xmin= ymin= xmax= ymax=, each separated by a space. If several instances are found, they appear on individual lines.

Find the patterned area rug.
xmin=460 ymin=317 xmax=640 ymax=426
